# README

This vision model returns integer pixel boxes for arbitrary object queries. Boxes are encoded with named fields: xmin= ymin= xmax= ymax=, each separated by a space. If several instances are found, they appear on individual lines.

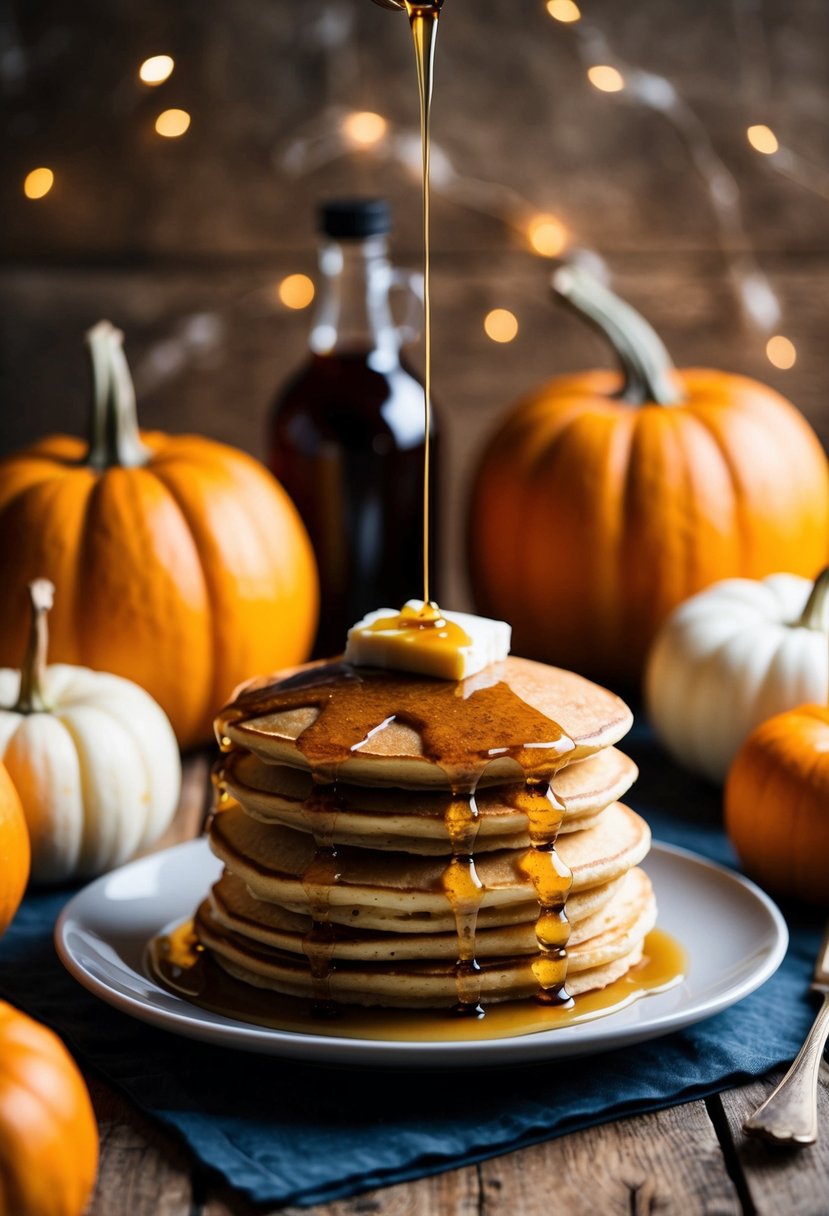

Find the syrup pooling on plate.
xmin=216 ymin=662 xmax=576 ymax=1010
xmin=148 ymin=920 xmax=686 ymax=1040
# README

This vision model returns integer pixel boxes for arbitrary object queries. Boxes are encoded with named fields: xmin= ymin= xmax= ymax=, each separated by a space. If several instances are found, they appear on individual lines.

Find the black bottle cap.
xmin=319 ymin=198 xmax=391 ymax=239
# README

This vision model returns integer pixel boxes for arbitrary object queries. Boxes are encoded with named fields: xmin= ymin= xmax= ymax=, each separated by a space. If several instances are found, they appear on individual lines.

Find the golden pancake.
xmin=220 ymin=746 xmax=638 ymax=852
xmin=208 ymin=801 xmax=650 ymax=923
xmin=194 ymin=883 xmax=656 ymax=1008
xmin=205 ymin=870 xmax=636 ymax=963
xmin=217 ymin=657 xmax=633 ymax=788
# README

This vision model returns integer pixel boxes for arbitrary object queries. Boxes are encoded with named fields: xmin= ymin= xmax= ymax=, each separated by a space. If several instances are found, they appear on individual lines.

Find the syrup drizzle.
xmin=404 ymin=0 xmax=442 ymax=608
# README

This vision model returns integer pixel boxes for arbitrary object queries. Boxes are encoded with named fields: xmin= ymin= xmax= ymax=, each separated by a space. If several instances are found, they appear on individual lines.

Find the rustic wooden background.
xmin=3 ymin=0 xmax=829 ymax=605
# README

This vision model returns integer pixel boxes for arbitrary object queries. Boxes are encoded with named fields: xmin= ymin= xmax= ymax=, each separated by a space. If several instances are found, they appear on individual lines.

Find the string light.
xmin=484 ymin=309 xmax=519 ymax=343
xmin=341 ymin=111 xmax=387 ymax=148
xmin=278 ymin=274 xmax=315 ymax=309
xmin=155 ymin=108 xmax=191 ymax=138
xmin=527 ymin=213 xmax=568 ymax=257
xmin=546 ymin=0 xmax=581 ymax=22
xmin=139 ymin=55 xmax=175 ymax=86
xmin=747 ymin=124 xmax=778 ymax=155
xmin=23 ymin=167 xmax=54 ymax=199
xmin=587 ymin=65 xmax=625 ymax=93
xmin=766 ymin=335 xmax=796 ymax=369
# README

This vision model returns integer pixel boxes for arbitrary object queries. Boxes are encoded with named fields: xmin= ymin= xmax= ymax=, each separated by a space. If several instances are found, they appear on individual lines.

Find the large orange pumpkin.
xmin=0 ymin=321 xmax=319 ymax=747
xmin=725 ymin=703 xmax=829 ymax=906
xmin=0 ymin=1001 xmax=98 ymax=1216
xmin=468 ymin=267 xmax=829 ymax=684
xmin=0 ymin=764 xmax=29 ymax=936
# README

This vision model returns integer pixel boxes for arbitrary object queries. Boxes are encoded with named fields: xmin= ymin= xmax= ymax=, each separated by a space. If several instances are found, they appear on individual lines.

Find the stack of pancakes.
xmin=196 ymin=656 xmax=655 ymax=1010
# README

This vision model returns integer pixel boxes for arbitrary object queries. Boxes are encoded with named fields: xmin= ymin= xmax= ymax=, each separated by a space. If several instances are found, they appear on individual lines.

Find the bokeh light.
xmin=139 ymin=55 xmax=175 ymax=86
xmin=484 ymin=309 xmax=519 ymax=343
xmin=342 ymin=111 xmax=388 ymax=148
xmin=587 ymin=65 xmax=625 ymax=93
xmin=747 ymin=124 xmax=779 ymax=155
xmin=546 ymin=1 xmax=581 ymax=22
xmin=155 ymin=108 xmax=191 ymax=138
xmin=766 ymin=335 xmax=796 ymax=369
xmin=23 ymin=168 xmax=54 ymax=199
xmin=278 ymin=274 xmax=316 ymax=310
xmin=527 ymin=214 xmax=568 ymax=257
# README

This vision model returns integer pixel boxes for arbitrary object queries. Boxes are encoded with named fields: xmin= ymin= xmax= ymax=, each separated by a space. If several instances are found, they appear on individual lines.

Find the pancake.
xmin=208 ymin=867 xmax=652 ymax=962
xmin=217 ymin=657 xmax=633 ymax=788
xmin=208 ymin=801 xmax=650 ymax=925
xmin=194 ymin=877 xmax=656 ymax=1008
xmin=185 ymin=649 xmax=661 ymax=1015
xmin=220 ymin=746 xmax=638 ymax=852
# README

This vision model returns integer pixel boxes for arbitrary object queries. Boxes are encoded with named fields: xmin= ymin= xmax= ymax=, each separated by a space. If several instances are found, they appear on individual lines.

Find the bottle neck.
xmin=310 ymin=235 xmax=400 ymax=370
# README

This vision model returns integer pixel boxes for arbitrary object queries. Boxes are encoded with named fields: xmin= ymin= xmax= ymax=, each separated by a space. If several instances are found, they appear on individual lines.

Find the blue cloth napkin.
xmin=0 ymin=726 xmax=822 ymax=1209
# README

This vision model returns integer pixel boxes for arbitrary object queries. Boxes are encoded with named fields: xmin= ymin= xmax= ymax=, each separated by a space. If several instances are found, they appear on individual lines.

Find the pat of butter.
xmin=345 ymin=600 xmax=511 ymax=681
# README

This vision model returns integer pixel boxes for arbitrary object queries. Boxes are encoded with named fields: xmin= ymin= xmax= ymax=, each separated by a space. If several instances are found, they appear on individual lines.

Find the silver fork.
xmin=743 ymin=919 xmax=829 ymax=1145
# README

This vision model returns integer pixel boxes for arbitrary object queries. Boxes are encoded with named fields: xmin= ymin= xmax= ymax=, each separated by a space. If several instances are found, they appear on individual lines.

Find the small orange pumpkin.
xmin=0 ymin=1001 xmax=99 ymax=1216
xmin=725 ymin=704 xmax=829 ymax=906
xmin=467 ymin=267 xmax=829 ymax=684
xmin=0 ymin=763 xmax=29 ymax=936
xmin=0 ymin=322 xmax=319 ymax=748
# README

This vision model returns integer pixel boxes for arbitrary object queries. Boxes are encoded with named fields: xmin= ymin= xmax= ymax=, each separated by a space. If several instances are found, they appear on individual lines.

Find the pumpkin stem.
xmin=14 ymin=579 xmax=55 ymax=714
xmin=797 ymin=566 xmax=829 ymax=630
xmin=85 ymin=321 xmax=151 ymax=470
xmin=551 ymin=265 xmax=685 ymax=407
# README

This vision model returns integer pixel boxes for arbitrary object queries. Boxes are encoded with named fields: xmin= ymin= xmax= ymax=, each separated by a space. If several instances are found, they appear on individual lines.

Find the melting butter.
xmin=345 ymin=600 xmax=511 ymax=680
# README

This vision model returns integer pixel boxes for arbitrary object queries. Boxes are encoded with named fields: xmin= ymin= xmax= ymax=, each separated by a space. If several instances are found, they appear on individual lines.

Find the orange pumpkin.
xmin=725 ymin=703 xmax=829 ymax=906
xmin=0 ymin=321 xmax=319 ymax=747
xmin=467 ymin=267 xmax=829 ymax=684
xmin=0 ymin=764 xmax=29 ymax=936
xmin=0 ymin=1001 xmax=98 ymax=1216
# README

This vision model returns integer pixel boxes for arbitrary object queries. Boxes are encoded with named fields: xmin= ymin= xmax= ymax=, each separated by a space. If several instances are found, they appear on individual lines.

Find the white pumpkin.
xmin=645 ymin=569 xmax=829 ymax=784
xmin=0 ymin=579 xmax=180 ymax=883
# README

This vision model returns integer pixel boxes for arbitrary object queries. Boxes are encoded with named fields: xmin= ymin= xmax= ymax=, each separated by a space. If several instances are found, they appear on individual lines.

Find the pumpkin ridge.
xmin=74 ymin=467 xmax=212 ymax=745
xmin=148 ymin=450 xmax=317 ymax=730
xmin=669 ymin=408 xmax=742 ymax=588
xmin=147 ymin=458 xmax=257 ymax=724
xmin=676 ymin=404 xmax=755 ymax=569
xmin=593 ymin=409 xmax=637 ymax=659
xmin=0 ymin=474 xmax=96 ymax=670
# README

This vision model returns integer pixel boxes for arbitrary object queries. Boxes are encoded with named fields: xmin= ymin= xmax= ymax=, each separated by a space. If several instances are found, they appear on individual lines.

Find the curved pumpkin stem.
xmin=85 ymin=321 xmax=151 ymax=470
xmin=14 ymin=579 xmax=55 ymax=714
xmin=797 ymin=566 xmax=829 ymax=631
xmin=551 ymin=265 xmax=685 ymax=407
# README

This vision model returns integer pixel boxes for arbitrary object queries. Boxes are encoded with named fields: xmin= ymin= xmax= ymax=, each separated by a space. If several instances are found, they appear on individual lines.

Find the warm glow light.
xmin=747 ymin=124 xmax=779 ymax=155
xmin=527 ymin=214 xmax=568 ymax=257
xmin=23 ymin=167 xmax=54 ymax=199
xmin=155 ymin=108 xmax=191 ymax=138
xmin=546 ymin=0 xmax=581 ymax=22
xmin=587 ymin=65 xmax=625 ymax=93
xmin=278 ymin=274 xmax=315 ymax=310
xmin=342 ymin=111 xmax=388 ymax=148
xmin=139 ymin=55 xmax=175 ymax=85
xmin=484 ymin=309 xmax=519 ymax=343
xmin=766 ymin=335 xmax=796 ymax=370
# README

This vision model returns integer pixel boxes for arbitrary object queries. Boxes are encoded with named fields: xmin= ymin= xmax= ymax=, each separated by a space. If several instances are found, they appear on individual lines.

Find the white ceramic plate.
xmin=55 ymin=838 xmax=788 ymax=1067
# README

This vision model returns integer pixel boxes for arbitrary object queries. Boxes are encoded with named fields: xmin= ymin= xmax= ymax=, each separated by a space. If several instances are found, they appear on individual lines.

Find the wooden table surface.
xmin=80 ymin=755 xmax=829 ymax=1216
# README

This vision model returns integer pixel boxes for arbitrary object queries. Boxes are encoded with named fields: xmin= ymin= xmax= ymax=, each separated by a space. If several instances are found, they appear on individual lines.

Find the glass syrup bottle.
xmin=267 ymin=198 xmax=440 ymax=658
